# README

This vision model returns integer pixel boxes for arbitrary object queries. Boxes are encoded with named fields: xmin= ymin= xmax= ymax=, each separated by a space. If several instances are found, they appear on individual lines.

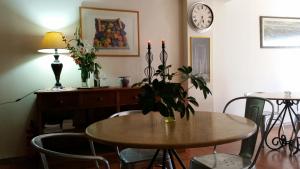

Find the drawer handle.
xmin=59 ymin=100 xmax=64 ymax=104
xmin=97 ymin=97 xmax=103 ymax=101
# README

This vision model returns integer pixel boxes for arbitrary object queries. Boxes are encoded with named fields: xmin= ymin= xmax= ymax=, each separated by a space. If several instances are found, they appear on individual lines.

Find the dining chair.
xmin=31 ymin=132 xmax=110 ymax=169
xmin=190 ymin=96 xmax=274 ymax=169
xmin=290 ymin=114 xmax=300 ymax=152
xmin=110 ymin=110 xmax=173 ymax=169
xmin=244 ymin=92 xmax=284 ymax=148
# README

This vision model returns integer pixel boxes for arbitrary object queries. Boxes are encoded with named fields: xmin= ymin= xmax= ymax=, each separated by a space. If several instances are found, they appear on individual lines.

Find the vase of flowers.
xmin=133 ymin=41 xmax=211 ymax=121
xmin=63 ymin=29 xmax=101 ymax=87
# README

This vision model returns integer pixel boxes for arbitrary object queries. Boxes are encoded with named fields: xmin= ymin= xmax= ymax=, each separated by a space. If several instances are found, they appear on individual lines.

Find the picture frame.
xmin=260 ymin=16 xmax=300 ymax=48
xmin=190 ymin=36 xmax=210 ymax=82
xmin=80 ymin=7 xmax=140 ymax=56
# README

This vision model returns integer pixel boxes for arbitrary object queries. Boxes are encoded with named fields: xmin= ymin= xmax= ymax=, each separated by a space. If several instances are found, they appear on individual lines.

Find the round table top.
xmin=248 ymin=92 xmax=300 ymax=100
xmin=85 ymin=111 xmax=257 ymax=149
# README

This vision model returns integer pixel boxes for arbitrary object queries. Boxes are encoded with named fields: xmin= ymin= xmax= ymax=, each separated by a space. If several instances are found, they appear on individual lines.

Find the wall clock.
xmin=188 ymin=2 xmax=214 ymax=32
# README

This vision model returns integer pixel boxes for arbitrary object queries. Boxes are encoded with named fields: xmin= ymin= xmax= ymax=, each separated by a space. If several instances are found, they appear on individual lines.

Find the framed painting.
xmin=80 ymin=7 xmax=140 ymax=56
xmin=260 ymin=16 xmax=300 ymax=48
xmin=190 ymin=36 xmax=210 ymax=82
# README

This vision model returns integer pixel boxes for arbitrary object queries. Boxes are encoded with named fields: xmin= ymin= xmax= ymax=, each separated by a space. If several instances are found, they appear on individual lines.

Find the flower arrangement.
xmin=133 ymin=41 xmax=211 ymax=120
xmin=62 ymin=29 xmax=101 ymax=86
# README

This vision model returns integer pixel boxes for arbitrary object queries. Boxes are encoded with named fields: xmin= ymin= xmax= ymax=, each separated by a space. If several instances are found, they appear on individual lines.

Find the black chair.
xmin=31 ymin=132 xmax=110 ymax=169
xmin=110 ymin=110 xmax=172 ymax=169
xmin=190 ymin=96 xmax=274 ymax=169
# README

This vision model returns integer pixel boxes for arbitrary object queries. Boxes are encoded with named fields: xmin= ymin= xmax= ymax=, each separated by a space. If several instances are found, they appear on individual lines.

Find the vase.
xmin=164 ymin=116 xmax=175 ymax=123
xmin=120 ymin=76 xmax=130 ymax=88
xmin=81 ymin=69 xmax=90 ymax=88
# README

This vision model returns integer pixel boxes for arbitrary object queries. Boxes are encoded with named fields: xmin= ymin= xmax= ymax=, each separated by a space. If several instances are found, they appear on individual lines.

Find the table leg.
xmin=162 ymin=149 xmax=167 ymax=169
xmin=168 ymin=149 xmax=176 ymax=169
xmin=147 ymin=149 xmax=186 ymax=169
xmin=147 ymin=149 xmax=160 ymax=169
xmin=265 ymin=100 xmax=300 ymax=154
xmin=171 ymin=149 xmax=186 ymax=169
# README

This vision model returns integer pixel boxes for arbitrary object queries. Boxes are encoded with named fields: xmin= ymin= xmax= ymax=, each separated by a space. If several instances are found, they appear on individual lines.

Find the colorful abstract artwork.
xmin=94 ymin=18 xmax=129 ymax=49
xmin=80 ymin=7 xmax=140 ymax=56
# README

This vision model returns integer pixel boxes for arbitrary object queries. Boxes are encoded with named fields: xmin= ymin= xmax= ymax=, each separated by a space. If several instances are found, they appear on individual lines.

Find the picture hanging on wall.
xmin=80 ymin=7 xmax=140 ymax=56
xmin=190 ymin=36 xmax=210 ymax=82
xmin=260 ymin=16 xmax=300 ymax=48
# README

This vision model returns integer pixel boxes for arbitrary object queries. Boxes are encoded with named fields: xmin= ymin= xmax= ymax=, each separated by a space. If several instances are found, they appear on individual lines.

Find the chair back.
xmin=31 ymin=132 xmax=110 ymax=169
xmin=109 ymin=110 xmax=142 ymax=159
xmin=222 ymin=96 xmax=274 ymax=168
xmin=109 ymin=110 xmax=142 ymax=118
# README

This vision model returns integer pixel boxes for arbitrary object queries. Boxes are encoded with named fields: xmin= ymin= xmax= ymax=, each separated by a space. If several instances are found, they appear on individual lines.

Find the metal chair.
xmin=244 ymin=92 xmax=284 ymax=147
xmin=190 ymin=96 xmax=274 ymax=169
xmin=110 ymin=110 xmax=172 ymax=169
xmin=31 ymin=132 xmax=110 ymax=169
xmin=290 ymin=114 xmax=300 ymax=152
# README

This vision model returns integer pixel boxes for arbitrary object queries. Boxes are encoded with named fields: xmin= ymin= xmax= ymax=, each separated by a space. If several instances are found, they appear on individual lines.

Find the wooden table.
xmin=248 ymin=92 xmax=300 ymax=154
xmin=86 ymin=111 xmax=257 ymax=168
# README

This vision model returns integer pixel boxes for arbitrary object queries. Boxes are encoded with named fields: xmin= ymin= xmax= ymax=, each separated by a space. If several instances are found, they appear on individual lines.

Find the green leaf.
xmin=187 ymin=66 xmax=192 ymax=73
xmin=191 ymin=78 xmax=198 ymax=89
xmin=188 ymin=97 xmax=199 ymax=107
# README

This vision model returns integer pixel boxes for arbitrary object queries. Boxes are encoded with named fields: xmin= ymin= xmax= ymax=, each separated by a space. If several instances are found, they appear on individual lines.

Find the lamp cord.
xmin=0 ymin=89 xmax=40 ymax=106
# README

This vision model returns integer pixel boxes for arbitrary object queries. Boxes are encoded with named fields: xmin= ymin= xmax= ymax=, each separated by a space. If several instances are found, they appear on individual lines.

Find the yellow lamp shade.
xmin=38 ymin=32 xmax=69 ymax=53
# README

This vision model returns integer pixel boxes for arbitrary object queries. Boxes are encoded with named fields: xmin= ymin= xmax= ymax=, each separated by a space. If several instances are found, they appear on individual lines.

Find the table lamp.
xmin=38 ymin=32 xmax=68 ymax=88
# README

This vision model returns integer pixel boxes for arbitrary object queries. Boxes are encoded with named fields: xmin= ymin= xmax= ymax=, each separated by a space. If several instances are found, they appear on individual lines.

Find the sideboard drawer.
xmin=35 ymin=87 xmax=141 ymax=134
xmin=39 ymin=93 xmax=78 ymax=110
xmin=80 ymin=91 xmax=116 ymax=107
xmin=119 ymin=89 xmax=140 ymax=105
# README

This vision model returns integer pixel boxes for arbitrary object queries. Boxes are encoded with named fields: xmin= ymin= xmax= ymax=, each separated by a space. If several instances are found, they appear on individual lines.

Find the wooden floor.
xmin=1 ymin=126 xmax=300 ymax=169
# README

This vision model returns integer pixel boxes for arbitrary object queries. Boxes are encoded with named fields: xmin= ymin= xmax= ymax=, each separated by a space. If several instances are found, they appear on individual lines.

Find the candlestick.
xmin=148 ymin=40 xmax=151 ymax=49
xmin=160 ymin=40 xmax=168 ymax=82
xmin=144 ymin=41 xmax=154 ymax=84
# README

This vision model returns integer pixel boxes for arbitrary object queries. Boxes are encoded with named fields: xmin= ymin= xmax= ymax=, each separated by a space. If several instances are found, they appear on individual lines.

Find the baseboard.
xmin=0 ymin=155 xmax=38 ymax=164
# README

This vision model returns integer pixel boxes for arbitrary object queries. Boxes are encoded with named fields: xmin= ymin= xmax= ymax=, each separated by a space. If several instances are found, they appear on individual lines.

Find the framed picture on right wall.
xmin=190 ymin=36 xmax=210 ymax=82
xmin=260 ymin=16 xmax=300 ymax=48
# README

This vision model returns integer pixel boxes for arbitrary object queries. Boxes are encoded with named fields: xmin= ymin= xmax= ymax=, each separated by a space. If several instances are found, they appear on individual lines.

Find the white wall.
xmin=0 ymin=0 xmax=182 ymax=159
xmin=185 ymin=0 xmax=215 ymax=111
xmin=213 ymin=0 xmax=300 ymax=114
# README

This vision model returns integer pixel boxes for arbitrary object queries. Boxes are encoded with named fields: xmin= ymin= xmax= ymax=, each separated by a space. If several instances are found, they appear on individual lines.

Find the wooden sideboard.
xmin=35 ymin=87 xmax=140 ymax=133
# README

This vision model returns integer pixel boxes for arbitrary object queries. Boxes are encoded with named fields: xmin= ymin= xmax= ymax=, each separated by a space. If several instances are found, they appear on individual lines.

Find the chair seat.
xmin=190 ymin=153 xmax=252 ymax=169
xmin=120 ymin=148 xmax=163 ymax=164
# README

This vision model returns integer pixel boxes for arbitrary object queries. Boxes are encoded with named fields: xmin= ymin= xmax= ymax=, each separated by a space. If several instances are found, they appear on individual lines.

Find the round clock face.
xmin=189 ymin=3 xmax=214 ymax=31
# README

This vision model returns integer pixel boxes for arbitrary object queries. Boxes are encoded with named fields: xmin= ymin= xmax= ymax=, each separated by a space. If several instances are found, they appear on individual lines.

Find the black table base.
xmin=147 ymin=149 xmax=186 ymax=169
xmin=265 ymin=100 xmax=300 ymax=155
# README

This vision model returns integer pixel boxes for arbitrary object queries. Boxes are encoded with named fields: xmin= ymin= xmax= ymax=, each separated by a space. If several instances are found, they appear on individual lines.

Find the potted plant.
xmin=133 ymin=42 xmax=211 ymax=121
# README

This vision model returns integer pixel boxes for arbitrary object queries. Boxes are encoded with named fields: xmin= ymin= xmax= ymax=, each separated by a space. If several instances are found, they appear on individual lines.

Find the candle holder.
xmin=144 ymin=42 xmax=154 ymax=84
xmin=160 ymin=41 xmax=168 ymax=82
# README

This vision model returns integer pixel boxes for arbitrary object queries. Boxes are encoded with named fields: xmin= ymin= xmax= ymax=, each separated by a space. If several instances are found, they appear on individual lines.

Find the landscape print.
xmin=261 ymin=16 xmax=300 ymax=47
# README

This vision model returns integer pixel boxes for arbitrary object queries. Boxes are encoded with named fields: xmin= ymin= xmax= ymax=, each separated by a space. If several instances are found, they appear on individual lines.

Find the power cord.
xmin=0 ymin=89 xmax=40 ymax=106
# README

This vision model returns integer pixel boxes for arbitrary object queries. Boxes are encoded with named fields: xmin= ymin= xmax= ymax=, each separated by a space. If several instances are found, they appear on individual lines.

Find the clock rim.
xmin=188 ymin=2 xmax=214 ymax=32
